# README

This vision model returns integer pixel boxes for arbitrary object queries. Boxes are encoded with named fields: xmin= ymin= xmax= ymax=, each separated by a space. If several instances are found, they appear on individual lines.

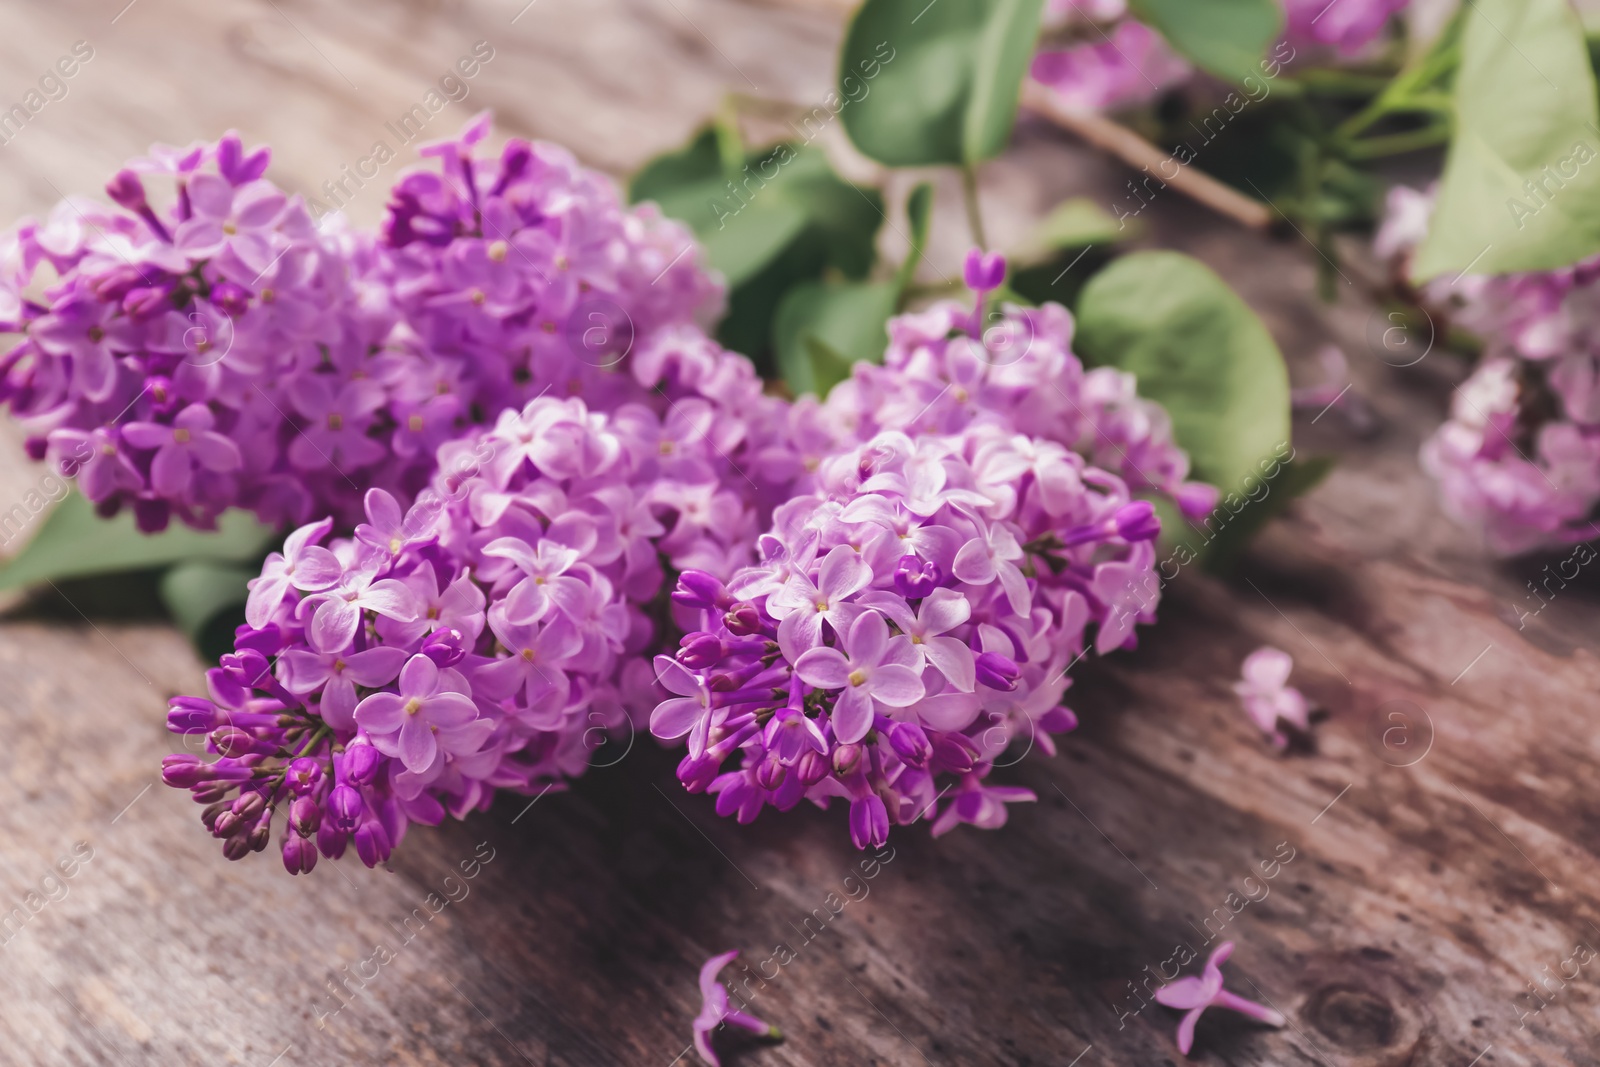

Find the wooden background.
xmin=1 ymin=1 xmax=1598 ymax=1065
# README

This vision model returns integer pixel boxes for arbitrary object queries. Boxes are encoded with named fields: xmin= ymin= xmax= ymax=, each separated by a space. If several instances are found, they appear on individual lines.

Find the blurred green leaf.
xmin=774 ymin=279 xmax=900 ymax=397
xmin=839 ymin=0 xmax=1044 ymax=167
xmin=0 ymin=492 xmax=276 ymax=593
xmin=1011 ymin=197 xmax=1130 ymax=266
xmin=1413 ymin=0 xmax=1600 ymax=279
xmin=160 ymin=560 xmax=254 ymax=659
xmin=894 ymin=182 xmax=935 ymax=292
xmin=1074 ymin=251 xmax=1291 ymax=499
xmin=1127 ymin=0 xmax=1283 ymax=85
xmin=631 ymin=128 xmax=884 ymax=369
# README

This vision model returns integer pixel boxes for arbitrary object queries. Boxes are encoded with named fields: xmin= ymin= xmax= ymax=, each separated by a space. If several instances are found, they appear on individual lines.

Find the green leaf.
xmin=1010 ymin=197 xmax=1131 ymax=266
xmin=160 ymin=560 xmax=254 ymax=652
xmin=1073 ymin=251 xmax=1291 ymax=498
xmin=775 ymin=279 xmax=900 ymax=397
xmin=0 ymin=492 xmax=277 ymax=593
xmin=631 ymin=129 xmax=884 ymax=369
xmin=894 ymin=182 xmax=935 ymax=292
xmin=1412 ymin=0 xmax=1600 ymax=279
xmin=1127 ymin=0 xmax=1283 ymax=85
xmin=839 ymin=0 xmax=1044 ymax=167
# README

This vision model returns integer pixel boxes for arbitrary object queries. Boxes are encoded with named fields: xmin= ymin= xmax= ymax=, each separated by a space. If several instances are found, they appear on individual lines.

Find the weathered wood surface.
xmin=1 ymin=1 xmax=1598 ymax=1065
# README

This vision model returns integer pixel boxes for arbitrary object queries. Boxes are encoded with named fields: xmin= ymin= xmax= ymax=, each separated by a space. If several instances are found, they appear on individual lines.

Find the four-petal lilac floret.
xmin=1154 ymin=941 xmax=1286 ymax=1056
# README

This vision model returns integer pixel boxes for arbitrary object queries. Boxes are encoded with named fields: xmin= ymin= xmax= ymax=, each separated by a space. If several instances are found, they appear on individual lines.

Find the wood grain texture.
xmin=0 ymin=1 xmax=1597 ymax=1065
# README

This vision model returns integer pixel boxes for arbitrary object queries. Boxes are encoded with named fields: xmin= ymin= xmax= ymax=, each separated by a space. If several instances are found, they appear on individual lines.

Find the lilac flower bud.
xmin=755 ymin=756 xmax=787 ymax=792
xmin=316 ymin=820 xmax=347 ymax=860
xmin=723 ymin=602 xmax=762 ymax=636
xmin=893 ymin=555 xmax=943 ymax=598
xmin=340 ymin=745 xmax=380 ymax=786
xmin=231 ymin=791 xmax=266 ymax=820
xmin=1114 ymin=501 xmax=1161 ymax=542
xmin=161 ymin=754 xmax=212 ymax=788
xmin=200 ymin=801 xmax=228 ymax=832
xmin=133 ymin=498 xmax=170 ymax=533
xmin=1175 ymin=481 xmax=1221 ymax=521
xmin=286 ymin=757 xmax=322 ymax=795
xmin=676 ymin=752 xmax=721 ymax=793
xmin=975 ymin=652 xmax=1021 ymax=692
xmin=211 ymin=809 xmax=241 ymax=838
xmin=354 ymin=819 xmax=391 ymax=868
xmin=832 ymin=743 xmax=863 ymax=777
xmin=233 ymin=624 xmax=283 ymax=657
xmin=220 ymin=649 xmax=271 ymax=689
xmin=222 ymin=832 xmax=253 ymax=861
xmin=796 ymin=749 xmax=830 ymax=787
xmin=122 ymin=285 xmax=174 ymax=322
xmin=89 ymin=264 xmax=147 ymax=302
xmin=848 ymin=793 xmax=890 ymax=851
xmin=290 ymin=795 xmax=321 ymax=836
xmin=167 ymin=696 xmax=219 ymax=735
xmin=23 ymin=436 xmax=47 ymax=462
xmin=671 ymin=570 xmax=726 ymax=611
xmin=192 ymin=782 xmax=230 ymax=805
xmin=210 ymin=726 xmax=256 ymax=759
xmin=282 ymin=832 xmax=318 ymax=875
xmin=887 ymin=721 xmax=932 ymax=767
xmin=962 ymin=248 xmax=1006 ymax=293
xmin=210 ymin=281 xmax=250 ymax=318
xmin=677 ymin=632 xmax=724 ymax=669
xmin=246 ymin=823 xmax=271 ymax=853
xmin=329 ymin=785 xmax=364 ymax=831
xmin=930 ymin=731 xmax=979 ymax=774
xmin=105 ymin=169 xmax=148 ymax=211
xmin=421 ymin=627 xmax=467 ymax=668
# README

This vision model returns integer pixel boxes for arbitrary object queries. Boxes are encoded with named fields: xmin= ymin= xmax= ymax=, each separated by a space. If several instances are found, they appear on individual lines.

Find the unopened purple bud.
xmin=234 ymin=623 xmax=283 ymax=656
xmin=210 ymin=281 xmax=250 ymax=318
xmin=220 ymin=649 xmax=272 ymax=690
xmin=329 ymin=785 xmax=364 ymax=831
xmin=199 ymin=801 xmax=228 ymax=832
xmin=893 ymin=555 xmax=943 ymax=598
xmin=975 ymin=652 xmax=1020 ymax=692
xmin=723 ymin=602 xmax=762 ymax=636
xmin=832 ymin=743 xmax=863 ymax=777
xmin=90 ymin=264 xmax=147 ymax=302
xmin=246 ymin=823 xmax=271 ymax=853
xmin=671 ymin=570 xmax=726 ymax=611
xmin=23 ymin=436 xmax=48 ymax=462
xmin=282 ymin=832 xmax=317 ymax=875
xmin=677 ymin=752 xmax=721 ymax=793
xmin=353 ymin=819 xmax=391 ymax=868
xmin=1175 ymin=481 xmax=1220 ymax=521
xmin=231 ymin=790 xmax=266 ymax=819
xmin=316 ymin=820 xmax=347 ymax=860
xmin=290 ymin=795 xmax=321 ymax=836
xmin=341 ymin=744 xmax=380 ymax=785
xmin=1113 ymin=501 xmax=1160 ymax=542
xmin=887 ymin=721 xmax=932 ymax=766
xmin=796 ymin=749 xmax=830 ymax=787
xmin=422 ymin=627 xmax=467 ymax=668
xmin=106 ymin=169 xmax=148 ymax=211
xmin=677 ymin=632 xmax=723 ymax=670
xmin=222 ymin=833 xmax=253 ymax=861
xmin=133 ymin=498 xmax=170 ymax=534
xmin=161 ymin=754 xmax=211 ymax=788
xmin=755 ymin=757 xmax=787 ymax=792
xmin=963 ymin=248 xmax=1006 ymax=293
xmin=167 ymin=696 xmax=219 ymax=735
xmin=930 ymin=731 xmax=979 ymax=774
xmin=286 ymin=757 xmax=322 ymax=795
xmin=123 ymin=285 xmax=174 ymax=322
xmin=210 ymin=726 xmax=256 ymax=759
xmin=211 ymin=810 xmax=241 ymax=838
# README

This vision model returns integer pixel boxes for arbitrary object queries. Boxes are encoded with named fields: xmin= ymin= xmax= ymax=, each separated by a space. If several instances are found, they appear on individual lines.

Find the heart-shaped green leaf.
xmin=1073 ymin=251 xmax=1291 ymax=498
xmin=1412 ymin=0 xmax=1600 ymax=279
xmin=1127 ymin=0 xmax=1284 ymax=86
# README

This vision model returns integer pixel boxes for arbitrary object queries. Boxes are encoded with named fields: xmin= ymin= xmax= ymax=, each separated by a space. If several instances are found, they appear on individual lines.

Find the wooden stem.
xmin=1021 ymin=82 xmax=1274 ymax=232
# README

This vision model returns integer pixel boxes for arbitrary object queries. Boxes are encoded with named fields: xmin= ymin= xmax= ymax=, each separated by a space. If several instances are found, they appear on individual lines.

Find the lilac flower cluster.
xmin=1378 ymin=186 xmax=1600 ymax=554
xmin=654 ymin=420 xmax=1163 ymax=848
xmin=0 ymin=116 xmax=719 ymax=531
xmin=819 ymin=265 xmax=1219 ymax=520
xmin=161 ymin=370 xmax=795 ymax=872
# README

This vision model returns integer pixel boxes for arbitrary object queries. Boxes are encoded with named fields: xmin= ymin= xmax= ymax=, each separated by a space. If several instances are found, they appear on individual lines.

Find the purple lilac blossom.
xmin=4 ymin=117 xmax=721 ymax=531
xmin=1233 ymin=645 xmax=1308 ymax=750
xmin=692 ymin=951 xmax=780 ymax=1066
xmin=1154 ymin=941 xmax=1285 ymax=1055
xmin=163 ymin=382 xmax=797 ymax=872
xmin=652 ymin=421 xmax=1163 ymax=848
xmin=1377 ymin=185 xmax=1600 ymax=554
